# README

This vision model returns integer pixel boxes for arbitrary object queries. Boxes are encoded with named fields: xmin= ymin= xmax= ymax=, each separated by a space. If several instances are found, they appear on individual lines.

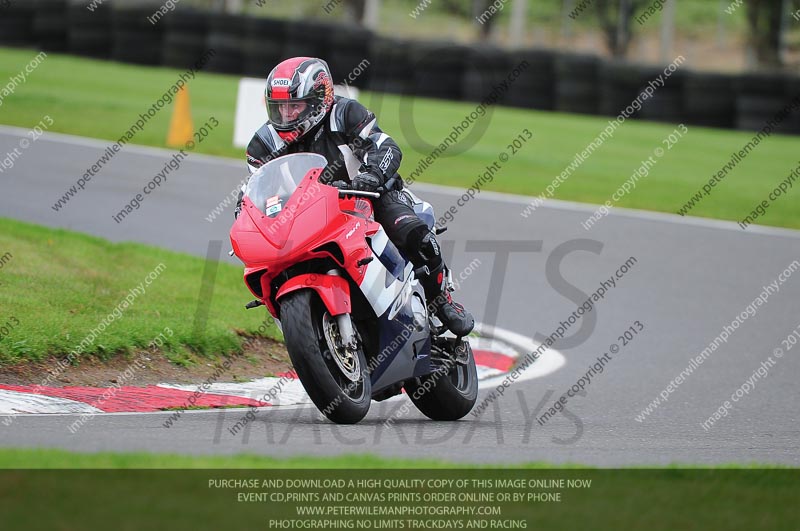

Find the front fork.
xmin=327 ymin=269 xmax=359 ymax=353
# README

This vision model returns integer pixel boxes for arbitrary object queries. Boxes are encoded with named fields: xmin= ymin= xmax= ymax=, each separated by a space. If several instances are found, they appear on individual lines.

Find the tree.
xmin=744 ymin=0 xmax=784 ymax=68
xmin=593 ymin=0 xmax=650 ymax=57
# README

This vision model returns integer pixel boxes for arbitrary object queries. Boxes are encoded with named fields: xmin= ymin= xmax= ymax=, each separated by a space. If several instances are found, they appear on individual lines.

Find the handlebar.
xmin=337 ymin=190 xmax=381 ymax=199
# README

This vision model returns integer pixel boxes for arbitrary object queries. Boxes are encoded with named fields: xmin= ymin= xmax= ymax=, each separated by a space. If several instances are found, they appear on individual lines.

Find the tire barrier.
xmin=599 ymin=60 xmax=643 ymax=117
xmin=683 ymin=72 xmax=736 ymax=128
xmin=162 ymin=10 xmax=209 ymax=70
xmin=205 ymin=14 xmax=247 ymax=74
xmin=555 ymin=53 xmax=601 ymax=115
xmin=1 ymin=3 xmax=798 ymax=135
xmin=406 ymin=41 xmax=471 ymax=101
xmin=504 ymin=49 xmax=555 ymax=110
xmin=33 ymin=0 xmax=69 ymax=52
xmin=284 ymin=19 xmax=336 ymax=65
xmin=242 ymin=17 xmax=288 ymax=78
xmin=368 ymin=36 xmax=413 ymax=95
xmin=68 ymin=1 xmax=113 ymax=59
xmin=735 ymin=73 xmax=793 ymax=132
xmin=784 ymin=76 xmax=800 ymax=135
xmin=636 ymin=66 xmax=685 ymax=123
xmin=0 ymin=2 xmax=35 ymax=47
xmin=462 ymin=46 xmax=513 ymax=105
xmin=327 ymin=25 xmax=373 ymax=88
xmin=111 ymin=7 xmax=164 ymax=66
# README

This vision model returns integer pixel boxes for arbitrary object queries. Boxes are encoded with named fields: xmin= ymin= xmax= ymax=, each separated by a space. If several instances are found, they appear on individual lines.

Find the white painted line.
xmin=2 ymin=126 xmax=796 ymax=238
xmin=409 ymin=182 xmax=800 ymax=239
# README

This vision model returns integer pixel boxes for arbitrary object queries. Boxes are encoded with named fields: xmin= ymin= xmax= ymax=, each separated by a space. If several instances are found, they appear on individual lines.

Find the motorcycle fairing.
xmin=275 ymin=273 xmax=351 ymax=316
xmin=369 ymin=281 xmax=432 ymax=393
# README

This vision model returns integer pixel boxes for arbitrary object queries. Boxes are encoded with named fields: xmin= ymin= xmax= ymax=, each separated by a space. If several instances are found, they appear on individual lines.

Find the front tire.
xmin=405 ymin=340 xmax=478 ymax=421
xmin=280 ymin=289 xmax=371 ymax=424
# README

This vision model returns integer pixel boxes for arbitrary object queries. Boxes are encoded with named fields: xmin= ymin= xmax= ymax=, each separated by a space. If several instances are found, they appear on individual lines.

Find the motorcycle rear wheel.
xmin=280 ymin=289 xmax=371 ymax=424
xmin=405 ymin=340 xmax=478 ymax=421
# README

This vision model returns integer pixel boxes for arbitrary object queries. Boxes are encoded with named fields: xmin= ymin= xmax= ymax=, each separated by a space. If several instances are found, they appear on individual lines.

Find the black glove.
xmin=351 ymin=172 xmax=382 ymax=192
xmin=328 ymin=180 xmax=350 ymax=190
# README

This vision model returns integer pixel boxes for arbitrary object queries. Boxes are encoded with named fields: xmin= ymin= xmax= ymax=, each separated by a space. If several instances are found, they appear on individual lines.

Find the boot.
xmin=423 ymin=263 xmax=474 ymax=337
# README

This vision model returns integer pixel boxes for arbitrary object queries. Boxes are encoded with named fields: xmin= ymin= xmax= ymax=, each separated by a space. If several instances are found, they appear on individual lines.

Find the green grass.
xmin=0 ymin=217 xmax=280 ymax=365
xmin=0 ymin=448 xmax=456 ymax=468
xmin=1 ymin=47 xmax=798 ymax=229
xmin=0 ymin=447 xmax=794 ymax=470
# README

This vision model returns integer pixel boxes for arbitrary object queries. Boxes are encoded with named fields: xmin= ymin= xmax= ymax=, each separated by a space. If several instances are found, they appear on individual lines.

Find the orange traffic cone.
xmin=167 ymin=85 xmax=194 ymax=147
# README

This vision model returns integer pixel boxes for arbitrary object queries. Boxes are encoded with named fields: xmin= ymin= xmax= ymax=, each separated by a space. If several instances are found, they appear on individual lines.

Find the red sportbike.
xmin=230 ymin=153 xmax=477 ymax=424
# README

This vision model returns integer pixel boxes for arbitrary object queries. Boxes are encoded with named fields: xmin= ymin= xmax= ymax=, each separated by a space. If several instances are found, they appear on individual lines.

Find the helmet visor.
xmin=266 ymin=96 xmax=321 ymax=131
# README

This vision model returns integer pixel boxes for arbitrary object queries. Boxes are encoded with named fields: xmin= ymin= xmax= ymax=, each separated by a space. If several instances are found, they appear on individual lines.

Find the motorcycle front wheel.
xmin=405 ymin=340 xmax=478 ymax=421
xmin=280 ymin=289 xmax=371 ymax=424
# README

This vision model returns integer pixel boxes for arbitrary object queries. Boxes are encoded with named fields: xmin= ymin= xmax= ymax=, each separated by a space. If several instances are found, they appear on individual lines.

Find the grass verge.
xmin=0 ymin=217 xmax=280 ymax=366
xmin=1 ymin=48 xmax=799 ymax=229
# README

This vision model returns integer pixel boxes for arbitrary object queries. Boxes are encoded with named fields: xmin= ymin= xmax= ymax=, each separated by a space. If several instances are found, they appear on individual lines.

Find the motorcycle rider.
xmin=239 ymin=57 xmax=473 ymax=336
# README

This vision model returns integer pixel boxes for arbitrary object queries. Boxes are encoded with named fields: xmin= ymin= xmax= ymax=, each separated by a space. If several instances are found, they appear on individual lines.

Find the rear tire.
xmin=406 ymin=341 xmax=478 ymax=421
xmin=280 ymin=290 xmax=371 ymax=424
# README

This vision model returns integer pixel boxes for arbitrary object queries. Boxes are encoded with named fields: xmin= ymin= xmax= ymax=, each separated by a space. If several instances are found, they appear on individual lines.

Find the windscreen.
xmin=244 ymin=153 xmax=328 ymax=217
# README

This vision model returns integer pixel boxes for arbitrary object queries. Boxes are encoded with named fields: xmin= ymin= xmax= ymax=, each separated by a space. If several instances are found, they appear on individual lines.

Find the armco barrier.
xmin=0 ymin=2 xmax=797 ymax=136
